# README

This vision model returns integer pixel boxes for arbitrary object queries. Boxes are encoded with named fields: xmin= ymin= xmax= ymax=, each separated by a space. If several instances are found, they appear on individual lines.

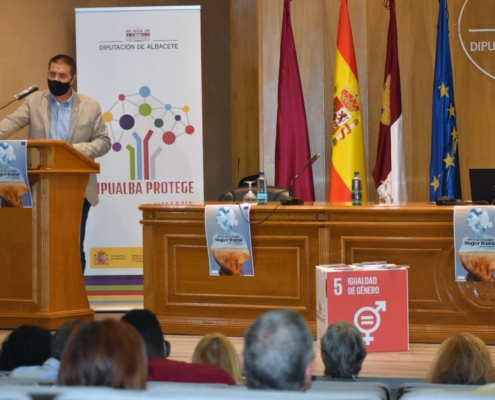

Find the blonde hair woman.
xmin=426 ymin=333 xmax=495 ymax=385
xmin=192 ymin=333 xmax=244 ymax=383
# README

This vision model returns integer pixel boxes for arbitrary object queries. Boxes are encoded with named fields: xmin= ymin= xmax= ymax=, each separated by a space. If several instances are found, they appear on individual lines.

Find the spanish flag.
xmin=329 ymin=0 xmax=368 ymax=203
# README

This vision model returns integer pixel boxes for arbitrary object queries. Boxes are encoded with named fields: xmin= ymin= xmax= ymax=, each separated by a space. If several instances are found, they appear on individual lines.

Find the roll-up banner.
xmin=76 ymin=6 xmax=203 ymax=308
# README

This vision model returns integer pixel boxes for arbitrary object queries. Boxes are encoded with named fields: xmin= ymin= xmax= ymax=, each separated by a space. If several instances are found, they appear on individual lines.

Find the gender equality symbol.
xmin=354 ymin=301 xmax=386 ymax=345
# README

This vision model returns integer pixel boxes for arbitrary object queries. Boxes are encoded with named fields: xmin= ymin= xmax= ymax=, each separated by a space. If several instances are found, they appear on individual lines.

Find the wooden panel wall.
xmin=453 ymin=0 xmax=495 ymax=200
xmin=231 ymin=0 xmax=260 ymax=185
xmin=250 ymin=0 xmax=495 ymax=202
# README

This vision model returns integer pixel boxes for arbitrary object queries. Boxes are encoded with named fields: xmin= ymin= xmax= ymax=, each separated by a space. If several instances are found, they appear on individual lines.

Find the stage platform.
xmin=140 ymin=202 xmax=495 ymax=344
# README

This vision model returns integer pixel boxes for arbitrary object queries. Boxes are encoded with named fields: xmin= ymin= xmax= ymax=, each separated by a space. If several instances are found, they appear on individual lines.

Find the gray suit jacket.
xmin=0 ymin=90 xmax=111 ymax=206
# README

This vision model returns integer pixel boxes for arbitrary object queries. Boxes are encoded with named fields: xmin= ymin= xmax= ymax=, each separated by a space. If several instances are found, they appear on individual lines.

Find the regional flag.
xmin=372 ymin=0 xmax=408 ymax=203
xmin=275 ymin=0 xmax=315 ymax=201
xmin=430 ymin=0 xmax=461 ymax=201
xmin=329 ymin=0 xmax=367 ymax=203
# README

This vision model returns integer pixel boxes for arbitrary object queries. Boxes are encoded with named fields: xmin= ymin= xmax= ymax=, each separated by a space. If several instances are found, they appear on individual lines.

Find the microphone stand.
xmin=0 ymin=99 xmax=16 ymax=111
xmin=0 ymin=85 xmax=39 ymax=111
xmin=281 ymin=154 xmax=320 ymax=205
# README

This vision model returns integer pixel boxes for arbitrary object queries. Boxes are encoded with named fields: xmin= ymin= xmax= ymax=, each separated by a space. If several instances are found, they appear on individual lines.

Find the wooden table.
xmin=140 ymin=202 xmax=495 ymax=343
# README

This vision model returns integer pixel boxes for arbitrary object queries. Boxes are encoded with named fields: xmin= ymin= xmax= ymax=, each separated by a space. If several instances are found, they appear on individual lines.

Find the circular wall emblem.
xmin=458 ymin=0 xmax=495 ymax=79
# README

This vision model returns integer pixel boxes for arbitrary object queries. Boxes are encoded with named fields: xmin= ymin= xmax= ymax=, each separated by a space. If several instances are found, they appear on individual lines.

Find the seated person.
xmin=242 ymin=308 xmax=315 ymax=390
xmin=426 ymin=333 xmax=495 ymax=384
xmin=192 ymin=333 xmax=244 ymax=383
xmin=11 ymin=319 xmax=84 ymax=379
xmin=121 ymin=309 xmax=235 ymax=385
xmin=319 ymin=320 xmax=367 ymax=380
xmin=57 ymin=319 xmax=147 ymax=389
xmin=0 ymin=325 xmax=52 ymax=371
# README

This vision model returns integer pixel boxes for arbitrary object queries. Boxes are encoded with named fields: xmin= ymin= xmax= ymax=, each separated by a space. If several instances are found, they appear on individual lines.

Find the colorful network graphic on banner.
xmin=103 ymin=85 xmax=196 ymax=183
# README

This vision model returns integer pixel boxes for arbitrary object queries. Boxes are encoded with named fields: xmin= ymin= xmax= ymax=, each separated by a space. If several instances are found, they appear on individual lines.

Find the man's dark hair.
xmin=320 ymin=320 xmax=367 ymax=378
xmin=243 ymin=309 xmax=315 ymax=390
xmin=51 ymin=319 xmax=85 ymax=360
xmin=121 ymin=309 xmax=167 ymax=360
xmin=0 ymin=325 xmax=52 ymax=371
xmin=48 ymin=54 xmax=77 ymax=76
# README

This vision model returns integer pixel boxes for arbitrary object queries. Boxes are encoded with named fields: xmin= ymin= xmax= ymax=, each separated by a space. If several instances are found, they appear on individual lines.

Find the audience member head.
xmin=51 ymin=319 xmax=86 ymax=360
xmin=320 ymin=320 xmax=367 ymax=379
xmin=0 ymin=325 xmax=52 ymax=371
xmin=243 ymin=309 xmax=315 ymax=390
xmin=121 ymin=309 xmax=170 ymax=360
xmin=426 ymin=333 xmax=495 ymax=385
xmin=192 ymin=333 xmax=243 ymax=382
xmin=57 ymin=319 xmax=147 ymax=389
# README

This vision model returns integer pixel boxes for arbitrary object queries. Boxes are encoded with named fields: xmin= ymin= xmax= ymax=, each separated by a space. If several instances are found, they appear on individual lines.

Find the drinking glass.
xmin=243 ymin=181 xmax=257 ymax=204
xmin=378 ymin=181 xmax=393 ymax=204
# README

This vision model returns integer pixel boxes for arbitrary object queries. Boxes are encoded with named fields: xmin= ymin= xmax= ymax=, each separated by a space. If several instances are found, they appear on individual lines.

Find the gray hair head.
xmin=243 ymin=309 xmax=314 ymax=390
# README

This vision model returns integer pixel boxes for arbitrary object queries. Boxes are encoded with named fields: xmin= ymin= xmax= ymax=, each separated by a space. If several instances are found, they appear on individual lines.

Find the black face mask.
xmin=47 ymin=79 xmax=72 ymax=97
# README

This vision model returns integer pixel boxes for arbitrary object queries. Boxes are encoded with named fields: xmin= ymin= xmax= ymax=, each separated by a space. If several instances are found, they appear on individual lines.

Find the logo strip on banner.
xmin=85 ymin=274 xmax=143 ymax=303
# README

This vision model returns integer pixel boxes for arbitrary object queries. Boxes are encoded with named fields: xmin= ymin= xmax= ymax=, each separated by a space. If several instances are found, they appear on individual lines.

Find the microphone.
xmin=0 ymin=84 xmax=39 ymax=111
xmin=14 ymin=84 xmax=39 ymax=101
xmin=436 ymin=139 xmax=461 ymax=205
xmin=281 ymin=154 xmax=320 ymax=205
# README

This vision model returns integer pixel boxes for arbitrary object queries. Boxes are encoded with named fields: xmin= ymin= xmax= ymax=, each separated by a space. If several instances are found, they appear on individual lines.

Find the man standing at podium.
xmin=0 ymin=54 xmax=111 ymax=272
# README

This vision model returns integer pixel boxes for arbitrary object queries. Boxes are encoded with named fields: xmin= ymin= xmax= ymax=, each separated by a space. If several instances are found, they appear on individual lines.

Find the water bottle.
xmin=257 ymin=171 xmax=268 ymax=205
xmin=352 ymin=171 xmax=362 ymax=206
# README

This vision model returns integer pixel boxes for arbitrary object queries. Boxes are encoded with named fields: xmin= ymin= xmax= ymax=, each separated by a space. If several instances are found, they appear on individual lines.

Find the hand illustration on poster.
xmin=205 ymin=205 xmax=254 ymax=276
xmin=0 ymin=141 xmax=32 ymax=208
xmin=455 ymin=206 xmax=495 ymax=282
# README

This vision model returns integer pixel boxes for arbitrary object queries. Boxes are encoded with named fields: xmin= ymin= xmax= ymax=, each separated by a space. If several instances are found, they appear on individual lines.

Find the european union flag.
xmin=430 ymin=0 xmax=461 ymax=201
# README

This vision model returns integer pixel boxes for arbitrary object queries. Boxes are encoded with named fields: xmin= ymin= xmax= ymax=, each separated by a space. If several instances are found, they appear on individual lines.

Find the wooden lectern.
xmin=0 ymin=140 xmax=95 ymax=330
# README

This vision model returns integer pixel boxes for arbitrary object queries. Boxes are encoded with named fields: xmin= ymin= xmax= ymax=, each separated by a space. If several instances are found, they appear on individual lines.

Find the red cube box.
xmin=316 ymin=266 xmax=409 ymax=352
